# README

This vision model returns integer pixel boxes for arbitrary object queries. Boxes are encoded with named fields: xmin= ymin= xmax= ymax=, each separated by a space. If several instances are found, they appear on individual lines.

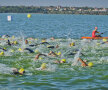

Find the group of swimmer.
xmin=0 ymin=26 xmax=107 ymax=75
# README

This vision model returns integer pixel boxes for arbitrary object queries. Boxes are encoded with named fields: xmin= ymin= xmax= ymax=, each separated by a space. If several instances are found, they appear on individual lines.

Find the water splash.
xmin=72 ymin=49 xmax=81 ymax=66
xmin=20 ymin=30 xmax=26 ymax=49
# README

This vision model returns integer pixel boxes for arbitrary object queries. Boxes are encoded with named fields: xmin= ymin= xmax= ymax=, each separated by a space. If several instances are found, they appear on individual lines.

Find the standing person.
xmin=92 ymin=27 xmax=101 ymax=37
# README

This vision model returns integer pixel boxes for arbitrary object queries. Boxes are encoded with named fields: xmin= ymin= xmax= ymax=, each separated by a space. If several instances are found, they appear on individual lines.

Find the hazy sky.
xmin=0 ymin=0 xmax=108 ymax=8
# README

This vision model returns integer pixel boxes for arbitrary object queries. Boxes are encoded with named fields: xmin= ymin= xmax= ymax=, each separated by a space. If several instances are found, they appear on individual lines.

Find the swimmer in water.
xmin=78 ymin=58 xmax=93 ymax=67
xmin=34 ymin=53 xmax=47 ymax=60
xmin=35 ymin=63 xmax=47 ymax=70
xmin=24 ymin=48 xmax=34 ymax=53
xmin=54 ymin=59 xmax=66 ymax=64
xmin=48 ymin=51 xmax=58 ymax=57
xmin=12 ymin=68 xmax=25 ymax=75
xmin=25 ymin=39 xmax=28 ymax=44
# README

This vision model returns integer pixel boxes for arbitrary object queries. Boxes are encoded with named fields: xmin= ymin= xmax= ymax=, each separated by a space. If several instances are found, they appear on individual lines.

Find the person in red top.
xmin=92 ymin=27 xmax=101 ymax=37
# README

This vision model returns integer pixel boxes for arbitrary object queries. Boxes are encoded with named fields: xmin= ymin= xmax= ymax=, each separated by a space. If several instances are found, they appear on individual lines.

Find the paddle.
xmin=98 ymin=31 xmax=107 ymax=36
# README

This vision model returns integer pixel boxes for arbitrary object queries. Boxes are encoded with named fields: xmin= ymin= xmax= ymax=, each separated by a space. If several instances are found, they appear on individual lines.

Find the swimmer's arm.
xmin=78 ymin=58 xmax=88 ymax=66
xmin=96 ymin=31 xmax=100 ymax=33
xmin=35 ymin=54 xmax=47 ymax=60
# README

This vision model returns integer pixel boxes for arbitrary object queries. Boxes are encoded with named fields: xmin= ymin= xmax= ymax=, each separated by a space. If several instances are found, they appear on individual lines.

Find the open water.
xmin=0 ymin=14 xmax=108 ymax=90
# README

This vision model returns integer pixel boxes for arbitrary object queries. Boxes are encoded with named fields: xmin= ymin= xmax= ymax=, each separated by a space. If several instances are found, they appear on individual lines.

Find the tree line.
xmin=0 ymin=6 xmax=108 ymax=15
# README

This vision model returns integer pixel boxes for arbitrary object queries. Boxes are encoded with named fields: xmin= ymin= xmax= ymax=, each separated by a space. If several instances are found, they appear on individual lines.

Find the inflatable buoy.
xmin=7 ymin=15 xmax=12 ymax=21
xmin=27 ymin=14 xmax=31 ymax=18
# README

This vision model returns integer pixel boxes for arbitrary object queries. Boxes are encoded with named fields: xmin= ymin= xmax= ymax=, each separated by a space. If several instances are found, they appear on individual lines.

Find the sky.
xmin=0 ymin=0 xmax=108 ymax=8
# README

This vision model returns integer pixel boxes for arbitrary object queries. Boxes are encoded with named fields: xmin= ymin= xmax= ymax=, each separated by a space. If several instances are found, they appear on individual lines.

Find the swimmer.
xmin=54 ymin=59 xmax=66 ymax=64
xmin=34 ymin=53 xmax=47 ymax=60
xmin=12 ymin=68 xmax=25 ymax=75
xmin=24 ymin=48 xmax=34 ymax=53
xmin=0 ymin=47 xmax=7 ymax=51
xmin=101 ymin=39 xmax=108 ymax=44
xmin=78 ymin=58 xmax=93 ymax=67
xmin=48 ymin=51 xmax=58 ymax=57
xmin=2 ymin=35 xmax=10 ymax=38
xmin=40 ymin=42 xmax=50 ymax=45
xmin=7 ymin=40 xmax=11 ymax=46
xmin=25 ymin=39 xmax=28 ymax=44
xmin=29 ymin=44 xmax=39 ymax=47
xmin=50 ymin=37 xmax=55 ymax=40
xmin=47 ymin=45 xmax=59 ymax=49
xmin=35 ymin=63 xmax=47 ymax=70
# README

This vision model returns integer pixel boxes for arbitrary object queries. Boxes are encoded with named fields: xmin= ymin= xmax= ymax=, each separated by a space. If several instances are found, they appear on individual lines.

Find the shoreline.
xmin=0 ymin=13 xmax=108 ymax=16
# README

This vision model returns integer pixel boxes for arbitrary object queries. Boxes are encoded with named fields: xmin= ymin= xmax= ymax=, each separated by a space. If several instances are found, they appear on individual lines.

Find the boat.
xmin=81 ymin=37 xmax=108 ymax=39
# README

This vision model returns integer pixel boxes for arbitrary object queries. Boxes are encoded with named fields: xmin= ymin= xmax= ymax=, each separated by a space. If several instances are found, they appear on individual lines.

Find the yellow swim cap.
xmin=103 ymin=39 xmax=107 ymax=42
xmin=88 ymin=62 xmax=93 ymax=67
xmin=41 ymin=63 xmax=46 ymax=69
xmin=39 ymin=57 xmax=43 ymax=60
xmin=70 ymin=42 xmax=75 ymax=47
xmin=61 ymin=59 xmax=66 ymax=63
xmin=29 ymin=41 xmax=31 ymax=44
xmin=0 ymin=52 xmax=4 ymax=56
xmin=3 ymin=48 xmax=6 ymax=50
xmin=12 ymin=35 xmax=15 ymax=39
xmin=35 ymin=50 xmax=39 ymax=53
xmin=18 ymin=48 xmax=23 ymax=52
xmin=47 ymin=45 xmax=50 ymax=48
xmin=14 ymin=41 xmax=18 ymax=44
xmin=57 ymin=52 xmax=61 ymax=56
xmin=10 ymin=49 xmax=14 ymax=52
xmin=42 ymin=39 xmax=46 ymax=42
xmin=19 ymin=68 xmax=25 ymax=73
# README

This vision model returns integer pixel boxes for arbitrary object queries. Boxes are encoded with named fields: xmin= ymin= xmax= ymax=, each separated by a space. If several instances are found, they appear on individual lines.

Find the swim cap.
xmin=14 ymin=41 xmax=18 ymax=44
xmin=57 ymin=52 xmax=61 ymax=56
xmin=0 ymin=52 xmax=4 ymax=56
xmin=35 ymin=50 xmax=39 ymax=53
xmin=19 ymin=68 xmax=25 ymax=73
xmin=3 ymin=48 xmax=6 ymax=50
xmin=42 ymin=39 xmax=46 ymax=42
xmin=47 ymin=45 xmax=50 ymax=48
xmin=70 ymin=42 xmax=75 ymax=46
xmin=10 ymin=49 xmax=14 ymax=52
xmin=41 ymin=63 xmax=46 ymax=69
xmin=103 ymin=39 xmax=107 ymax=42
xmin=39 ymin=57 xmax=43 ymax=60
xmin=18 ymin=48 xmax=22 ymax=52
xmin=61 ymin=59 xmax=66 ymax=63
xmin=12 ymin=35 xmax=15 ymax=39
xmin=88 ymin=62 xmax=93 ymax=67
xmin=95 ymin=27 xmax=98 ymax=29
